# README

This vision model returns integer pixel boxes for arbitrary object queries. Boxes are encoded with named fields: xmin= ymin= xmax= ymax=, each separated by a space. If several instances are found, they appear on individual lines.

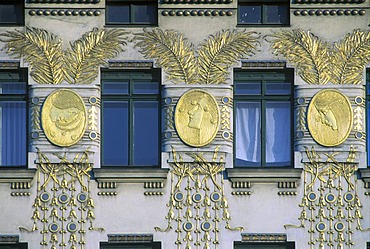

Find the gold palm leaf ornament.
xmin=64 ymin=28 xmax=128 ymax=84
xmin=268 ymin=29 xmax=331 ymax=85
xmin=134 ymin=29 xmax=198 ymax=84
xmin=0 ymin=27 xmax=128 ymax=85
xmin=198 ymin=30 xmax=260 ymax=84
xmin=330 ymin=30 xmax=370 ymax=85
xmin=0 ymin=27 xmax=65 ymax=84
xmin=135 ymin=29 xmax=260 ymax=84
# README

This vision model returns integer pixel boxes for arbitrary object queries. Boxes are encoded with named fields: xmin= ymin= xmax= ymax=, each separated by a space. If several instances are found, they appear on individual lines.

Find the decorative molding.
xmin=29 ymin=9 xmax=101 ymax=16
xmin=293 ymin=0 xmax=365 ymax=3
xmin=241 ymin=233 xmax=287 ymax=243
xmin=293 ymin=9 xmax=366 ymax=16
xmin=144 ymin=191 xmax=164 ymax=196
xmin=107 ymin=234 xmax=153 ymax=243
xmin=360 ymin=168 xmax=370 ymax=188
xmin=0 ymin=235 xmax=19 ymax=243
xmin=28 ymin=0 xmax=101 ymax=3
xmin=161 ymin=9 xmax=233 ymax=16
xmin=231 ymin=181 xmax=251 ymax=189
xmin=97 ymin=191 xmax=118 ymax=196
xmin=0 ymin=169 xmax=35 ymax=183
xmin=161 ymin=0 xmax=232 ymax=3
xmin=241 ymin=61 xmax=286 ymax=69
xmin=0 ymin=60 xmax=20 ymax=69
xmin=278 ymin=181 xmax=298 ymax=189
xmin=94 ymin=168 xmax=169 ymax=184
xmin=227 ymin=168 xmax=302 ymax=184
xmin=277 ymin=191 xmax=298 ymax=196
xmin=231 ymin=191 xmax=252 ymax=195
xmin=108 ymin=61 xmax=154 ymax=69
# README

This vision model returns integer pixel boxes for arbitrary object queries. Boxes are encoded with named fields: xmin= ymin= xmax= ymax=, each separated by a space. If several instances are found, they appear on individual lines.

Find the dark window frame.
xmin=237 ymin=0 xmax=290 ymax=26
xmin=100 ymin=242 xmax=161 ymax=249
xmin=101 ymin=69 xmax=161 ymax=167
xmin=233 ymin=69 xmax=294 ymax=168
xmin=0 ymin=243 xmax=28 ymax=249
xmin=0 ymin=0 xmax=25 ymax=26
xmin=234 ymin=242 xmax=295 ymax=249
xmin=105 ymin=0 xmax=158 ymax=26
xmin=0 ymin=69 xmax=28 ymax=167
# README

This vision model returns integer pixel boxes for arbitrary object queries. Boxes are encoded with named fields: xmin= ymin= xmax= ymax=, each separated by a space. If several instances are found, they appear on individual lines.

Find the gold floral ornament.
xmin=0 ymin=27 xmax=128 ymax=84
xmin=175 ymin=89 xmax=220 ymax=147
xmin=41 ymin=89 xmax=87 ymax=147
xmin=285 ymin=147 xmax=369 ymax=249
xmin=156 ymin=146 xmax=242 ymax=249
xmin=307 ymin=89 xmax=353 ymax=147
xmin=20 ymin=148 xmax=103 ymax=249
xmin=267 ymin=29 xmax=370 ymax=85
xmin=134 ymin=29 xmax=260 ymax=84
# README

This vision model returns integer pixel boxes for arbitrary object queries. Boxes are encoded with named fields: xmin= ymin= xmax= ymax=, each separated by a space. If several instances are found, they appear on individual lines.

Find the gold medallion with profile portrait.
xmin=41 ymin=89 xmax=87 ymax=147
xmin=175 ymin=89 xmax=220 ymax=147
xmin=307 ymin=89 xmax=353 ymax=147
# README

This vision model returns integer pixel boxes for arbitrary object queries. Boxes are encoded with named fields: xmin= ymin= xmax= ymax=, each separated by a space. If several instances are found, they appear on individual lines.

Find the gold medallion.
xmin=175 ymin=89 xmax=220 ymax=147
xmin=41 ymin=89 xmax=87 ymax=147
xmin=307 ymin=89 xmax=353 ymax=147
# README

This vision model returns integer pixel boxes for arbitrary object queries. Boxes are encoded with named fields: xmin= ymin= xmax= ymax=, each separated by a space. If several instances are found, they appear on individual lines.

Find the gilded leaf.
xmin=331 ymin=30 xmax=370 ymax=85
xmin=198 ymin=30 xmax=260 ymax=84
xmin=268 ymin=29 xmax=331 ymax=85
xmin=64 ymin=28 xmax=128 ymax=84
xmin=0 ymin=27 xmax=64 ymax=84
xmin=134 ymin=29 xmax=197 ymax=84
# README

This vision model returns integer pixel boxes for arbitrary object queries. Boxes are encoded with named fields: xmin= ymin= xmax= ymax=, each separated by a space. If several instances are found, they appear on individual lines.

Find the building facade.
xmin=0 ymin=0 xmax=370 ymax=248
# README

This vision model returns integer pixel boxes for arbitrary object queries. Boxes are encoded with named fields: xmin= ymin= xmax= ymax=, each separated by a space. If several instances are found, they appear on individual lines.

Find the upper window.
xmin=101 ymin=242 xmax=161 ymax=249
xmin=234 ymin=69 xmax=293 ymax=167
xmin=238 ymin=0 xmax=289 ymax=26
xmin=106 ymin=0 xmax=157 ymax=26
xmin=0 ymin=0 xmax=24 ymax=26
xmin=101 ymin=69 xmax=161 ymax=167
xmin=0 ymin=70 xmax=27 ymax=167
xmin=235 ymin=242 xmax=295 ymax=249
xmin=0 ymin=244 xmax=27 ymax=249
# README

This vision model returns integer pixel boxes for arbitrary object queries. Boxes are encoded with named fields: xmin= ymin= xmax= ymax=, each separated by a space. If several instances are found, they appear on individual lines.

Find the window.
xmin=106 ymin=0 xmax=157 ymax=26
xmin=101 ymin=243 xmax=161 ymax=249
xmin=0 ymin=0 xmax=24 ymax=25
xmin=102 ymin=69 xmax=160 ymax=166
xmin=367 ymin=70 xmax=370 ymax=166
xmin=0 ymin=243 xmax=27 ymax=249
xmin=238 ymin=0 xmax=289 ymax=25
xmin=0 ymin=70 xmax=27 ymax=167
xmin=234 ymin=69 xmax=293 ymax=167
xmin=234 ymin=242 xmax=295 ymax=249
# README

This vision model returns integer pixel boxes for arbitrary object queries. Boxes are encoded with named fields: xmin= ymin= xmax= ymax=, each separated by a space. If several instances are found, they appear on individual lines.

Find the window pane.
xmin=0 ymin=101 xmax=26 ymax=166
xmin=235 ymin=82 xmax=261 ymax=95
xmin=0 ymin=4 xmax=23 ymax=24
xmin=266 ymin=101 xmax=290 ymax=166
xmin=133 ymin=4 xmax=157 ymax=24
xmin=238 ymin=5 xmax=262 ymax=24
xmin=103 ymin=101 xmax=129 ymax=165
xmin=133 ymin=81 xmax=159 ymax=94
xmin=0 ymin=81 xmax=26 ymax=94
xmin=265 ymin=82 xmax=291 ymax=95
xmin=368 ymin=101 xmax=370 ymax=165
xmin=106 ymin=4 xmax=130 ymax=24
xmin=102 ymin=81 xmax=129 ymax=95
xmin=133 ymin=101 xmax=158 ymax=165
xmin=235 ymin=101 xmax=261 ymax=166
xmin=265 ymin=4 xmax=289 ymax=24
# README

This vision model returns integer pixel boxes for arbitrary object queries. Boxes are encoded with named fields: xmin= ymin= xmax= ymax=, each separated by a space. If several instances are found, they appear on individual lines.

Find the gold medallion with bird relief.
xmin=175 ymin=89 xmax=220 ymax=147
xmin=42 ymin=89 xmax=87 ymax=147
xmin=307 ymin=89 xmax=353 ymax=147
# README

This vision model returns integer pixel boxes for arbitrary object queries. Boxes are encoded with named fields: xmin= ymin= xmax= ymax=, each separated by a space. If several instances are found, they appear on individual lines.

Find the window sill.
xmin=0 ymin=168 xmax=35 ymax=184
xmin=93 ymin=167 xmax=169 ymax=184
xmin=226 ymin=167 xmax=302 ymax=185
xmin=359 ymin=168 xmax=370 ymax=187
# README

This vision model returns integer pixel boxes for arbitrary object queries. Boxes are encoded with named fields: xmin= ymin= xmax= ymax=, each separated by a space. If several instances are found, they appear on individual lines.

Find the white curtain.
xmin=236 ymin=102 xmax=261 ymax=165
